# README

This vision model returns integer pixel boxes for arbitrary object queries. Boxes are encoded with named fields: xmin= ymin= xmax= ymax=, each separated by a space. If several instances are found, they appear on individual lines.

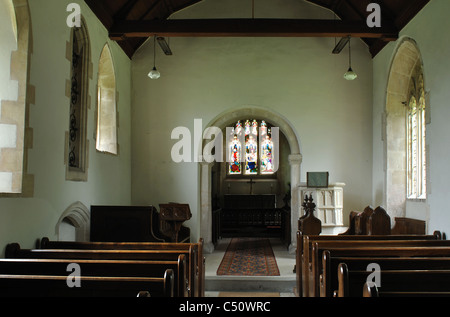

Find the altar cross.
xmin=247 ymin=178 xmax=256 ymax=195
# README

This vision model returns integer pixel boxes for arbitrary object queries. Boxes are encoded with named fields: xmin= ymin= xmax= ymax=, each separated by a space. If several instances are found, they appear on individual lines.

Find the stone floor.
xmin=203 ymin=237 xmax=297 ymax=297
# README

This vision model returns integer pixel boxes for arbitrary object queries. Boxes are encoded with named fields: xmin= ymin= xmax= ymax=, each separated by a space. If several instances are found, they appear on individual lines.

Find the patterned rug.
xmin=216 ymin=238 xmax=280 ymax=276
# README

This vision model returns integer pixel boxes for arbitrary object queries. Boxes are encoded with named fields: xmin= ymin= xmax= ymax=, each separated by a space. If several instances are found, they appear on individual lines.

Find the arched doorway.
xmin=199 ymin=106 xmax=302 ymax=253
xmin=56 ymin=202 xmax=90 ymax=241
xmin=385 ymin=37 xmax=426 ymax=218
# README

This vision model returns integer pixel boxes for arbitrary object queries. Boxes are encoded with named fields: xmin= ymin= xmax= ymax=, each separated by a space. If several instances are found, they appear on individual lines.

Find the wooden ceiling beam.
xmin=109 ymin=18 xmax=399 ymax=40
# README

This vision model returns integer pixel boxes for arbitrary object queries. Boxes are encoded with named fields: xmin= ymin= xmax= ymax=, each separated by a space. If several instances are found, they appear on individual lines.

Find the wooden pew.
xmin=0 ymin=270 xmax=174 ymax=297
xmin=0 ymin=257 xmax=187 ymax=297
xmin=319 ymin=246 xmax=450 ymax=297
xmin=391 ymin=217 xmax=426 ymax=235
xmin=310 ymin=240 xmax=450 ymax=296
xmin=340 ymin=206 xmax=427 ymax=236
xmin=37 ymin=237 xmax=205 ymax=297
xmin=323 ymin=252 xmax=450 ymax=297
xmin=6 ymin=243 xmax=200 ymax=297
xmin=338 ymin=263 xmax=450 ymax=297
xmin=296 ymin=231 xmax=442 ymax=297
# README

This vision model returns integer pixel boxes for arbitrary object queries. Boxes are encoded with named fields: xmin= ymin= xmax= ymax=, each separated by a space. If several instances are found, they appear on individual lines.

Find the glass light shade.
xmin=344 ymin=67 xmax=357 ymax=80
xmin=148 ymin=67 xmax=161 ymax=79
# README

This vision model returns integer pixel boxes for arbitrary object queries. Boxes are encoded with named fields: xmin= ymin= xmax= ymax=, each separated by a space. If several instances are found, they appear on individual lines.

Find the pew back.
xmin=0 ymin=270 xmax=174 ymax=297
xmin=37 ymin=237 xmax=205 ymax=297
xmin=296 ymin=231 xmax=442 ymax=297
xmin=0 ymin=257 xmax=188 ymax=297
xmin=6 ymin=243 xmax=199 ymax=297
xmin=338 ymin=263 xmax=450 ymax=297
xmin=322 ymin=252 xmax=450 ymax=297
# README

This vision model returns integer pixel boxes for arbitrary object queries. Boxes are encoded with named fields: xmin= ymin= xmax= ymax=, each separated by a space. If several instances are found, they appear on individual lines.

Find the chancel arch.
xmin=385 ymin=37 xmax=427 ymax=218
xmin=199 ymin=106 xmax=302 ymax=253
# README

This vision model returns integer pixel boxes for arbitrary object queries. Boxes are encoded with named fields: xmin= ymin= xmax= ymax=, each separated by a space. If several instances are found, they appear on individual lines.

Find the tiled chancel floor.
xmin=204 ymin=238 xmax=297 ymax=297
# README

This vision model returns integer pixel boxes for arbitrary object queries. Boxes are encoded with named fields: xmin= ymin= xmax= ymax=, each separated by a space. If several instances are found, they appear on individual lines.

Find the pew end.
xmin=337 ymin=263 xmax=349 ymax=297
xmin=363 ymin=282 xmax=379 ymax=297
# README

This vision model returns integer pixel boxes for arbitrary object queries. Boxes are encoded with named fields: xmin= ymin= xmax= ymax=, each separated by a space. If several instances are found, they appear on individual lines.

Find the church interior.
xmin=3 ymin=0 xmax=450 ymax=299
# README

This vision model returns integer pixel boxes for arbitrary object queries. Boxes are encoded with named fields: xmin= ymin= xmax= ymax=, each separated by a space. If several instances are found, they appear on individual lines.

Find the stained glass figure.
xmin=245 ymin=135 xmax=258 ymax=174
xmin=229 ymin=135 xmax=242 ymax=174
xmin=245 ymin=120 xmax=258 ymax=174
xmin=260 ymin=128 xmax=274 ymax=174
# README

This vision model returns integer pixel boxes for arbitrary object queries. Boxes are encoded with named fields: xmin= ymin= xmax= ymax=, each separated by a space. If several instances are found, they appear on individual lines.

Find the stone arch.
xmin=56 ymin=201 xmax=90 ymax=241
xmin=385 ymin=37 xmax=425 ymax=218
xmin=199 ymin=105 xmax=302 ymax=253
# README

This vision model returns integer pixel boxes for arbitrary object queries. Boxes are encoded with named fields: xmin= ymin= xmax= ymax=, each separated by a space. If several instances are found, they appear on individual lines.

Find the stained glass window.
xmin=228 ymin=119 xmax=276 ymax=176
xmin=407 ymin=80 xmax=426 ymax=199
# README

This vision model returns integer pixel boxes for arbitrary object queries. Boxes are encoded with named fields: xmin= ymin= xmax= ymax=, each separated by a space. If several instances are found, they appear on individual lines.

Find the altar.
xmin=220 ymin=194 xmax=282 ymax=237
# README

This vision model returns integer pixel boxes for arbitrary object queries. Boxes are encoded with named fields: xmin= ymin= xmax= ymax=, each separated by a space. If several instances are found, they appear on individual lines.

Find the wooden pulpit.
xmin=159 ymin=203 xmax=192 ymax=242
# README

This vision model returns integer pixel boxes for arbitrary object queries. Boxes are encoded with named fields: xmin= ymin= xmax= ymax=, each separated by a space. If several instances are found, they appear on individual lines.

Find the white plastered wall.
xmin=372 ymin=0 xmax=450 ymax=234
xmin=131 ymin=0 xmax=374 ymax=242
xmin=0 ymin=0 xmax=132 ymax=256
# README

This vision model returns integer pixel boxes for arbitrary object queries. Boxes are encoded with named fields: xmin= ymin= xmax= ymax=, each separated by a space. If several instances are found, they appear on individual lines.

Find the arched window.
xmin=0 ymin=0 xmax=31 ymax=195
xmin=228 ymin=119 xmax=276 ymax=175
xmin=407 ymin=75 xmax=426 ymax=199
xmin=66 ymin=18 xmax=90 ymax=181
xmin=96 ymin=44 xmax=117 ymax=155
xmin=385 ymin=38 xmax=426 ymax=216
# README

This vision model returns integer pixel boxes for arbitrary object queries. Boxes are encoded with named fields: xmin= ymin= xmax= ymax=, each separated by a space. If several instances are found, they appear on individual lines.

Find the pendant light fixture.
xmin=344 ymin=37 xmax=357 ymax=80
xmin=148 ymin=36 xmax=161 ymax=79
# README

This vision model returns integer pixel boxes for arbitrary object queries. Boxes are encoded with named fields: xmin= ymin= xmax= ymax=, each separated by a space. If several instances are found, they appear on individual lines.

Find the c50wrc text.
xmin=178 ymin=301 xmax=271 ymax=314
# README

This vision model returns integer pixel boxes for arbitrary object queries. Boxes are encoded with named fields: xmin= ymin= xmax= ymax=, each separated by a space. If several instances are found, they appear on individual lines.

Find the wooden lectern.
xmin=159 ymin=203 xmax=192 ymax=242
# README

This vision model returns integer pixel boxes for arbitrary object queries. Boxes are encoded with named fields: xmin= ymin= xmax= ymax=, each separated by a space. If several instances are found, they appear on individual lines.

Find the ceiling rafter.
xmin=109 ymin=18 xmax=399 ymax=40
xmin=84 ymin=0 xmax=430 ymax=59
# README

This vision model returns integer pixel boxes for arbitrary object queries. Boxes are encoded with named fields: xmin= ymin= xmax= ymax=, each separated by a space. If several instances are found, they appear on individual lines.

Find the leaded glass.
xmin=260 ymin=122 xmax=274 ymax=174
xmin=245 ymin=120 xmax=258 ymax=175
xmin=407 ymin=86 xmax=427 ymax=199
xmin=228 ymin=119 xmax=276 ymax=176
xmin=229 ymin=121 xmax=242 ymax=174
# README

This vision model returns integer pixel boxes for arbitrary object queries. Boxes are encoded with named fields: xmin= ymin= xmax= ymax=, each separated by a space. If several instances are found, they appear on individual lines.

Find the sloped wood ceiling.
xmin=84 ymin=0 xmax=430 ymax=59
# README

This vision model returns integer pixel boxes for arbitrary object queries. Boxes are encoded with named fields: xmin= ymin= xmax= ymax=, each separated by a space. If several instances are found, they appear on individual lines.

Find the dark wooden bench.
xmin=0 ymin=270 xmax=174 ymax=297
xmin=309 ymin=241 xmax=450 ymax=297
xmin=338 ymin=263 xmax=450 ymax=297
xmin=317 ymin=246 xmax=450 ymax=297
xmin=6 ymin=243 xmax=199 ymax=297
xmin=296 ymin=231 xmax=442 ymax=297
xmin=0 ymin=257 xmax=187 ymax=297
xmin=40 ymin=238 xmax=204 ymax=296
xmin=322 ymin=252 xmax=450 ymax=297
xmin=37 ymin=237 xmax=205 ymax=297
